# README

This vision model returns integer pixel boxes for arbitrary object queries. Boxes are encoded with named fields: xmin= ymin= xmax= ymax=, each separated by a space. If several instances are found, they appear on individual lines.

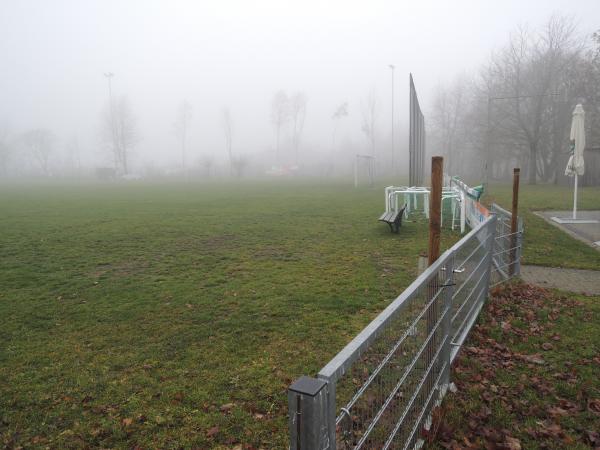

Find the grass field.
xmin=486 ymin=183 xmax=600 ymax=270
xmin=1 ymin=179 xmax=598 ymax=449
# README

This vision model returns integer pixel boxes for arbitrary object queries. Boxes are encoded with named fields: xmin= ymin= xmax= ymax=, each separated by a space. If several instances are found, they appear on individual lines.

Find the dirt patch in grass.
xmin=426 ymin=283 xmax=600 ymax=450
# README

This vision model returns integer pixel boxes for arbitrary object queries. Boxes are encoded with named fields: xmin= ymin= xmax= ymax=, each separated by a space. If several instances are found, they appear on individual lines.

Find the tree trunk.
xmin=528 ymin=141 xmax=537 ymax=185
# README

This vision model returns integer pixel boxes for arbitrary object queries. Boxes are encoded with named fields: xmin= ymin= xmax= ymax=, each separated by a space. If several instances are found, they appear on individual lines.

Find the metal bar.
xmin=336 ymin=279 xmax=447 ymax=423
xmin=318 ymin=251 xmax=451 ymax=382
xmin=454 ymin=235 xmax=487 ymax=270
xmin=353 ymin=302 xmax=448 ymax=449
xmin=381 ymin=336 xmax=449 ymax=450
xmin=451 ymin=264 xmax=488 ymax=325
xmin=450 ymin=285 xmax=487 ymax=362
xmin=401 ymin=360 xmax=449 ymax=450
xmin=493 ymin=245 xmax=521 ymax=257
xmin=451 ymin=237 xmax=491 ymax=301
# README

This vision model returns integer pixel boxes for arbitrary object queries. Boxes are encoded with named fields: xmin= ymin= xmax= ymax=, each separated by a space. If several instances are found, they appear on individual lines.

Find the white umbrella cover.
xmin=565 ymin=104 xmax=585 ymax=176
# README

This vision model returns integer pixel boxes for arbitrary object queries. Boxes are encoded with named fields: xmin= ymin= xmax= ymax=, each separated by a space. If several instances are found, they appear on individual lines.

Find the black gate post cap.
xmin=289 ymin=376 xmax=327 ymax=397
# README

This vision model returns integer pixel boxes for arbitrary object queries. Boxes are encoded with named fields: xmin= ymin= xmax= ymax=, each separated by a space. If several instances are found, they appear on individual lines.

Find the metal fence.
xmin=490 ymin=203 xmax=523 ymax=287
xmin=288 ymin=210 xmax=522 ymax=450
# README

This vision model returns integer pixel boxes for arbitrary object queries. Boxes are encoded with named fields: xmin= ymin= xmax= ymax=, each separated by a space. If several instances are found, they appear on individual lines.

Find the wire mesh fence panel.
xmin=288 ymin=214 xmax=526 ymax=450
xmin=490 ymin=204 xmax=523 ymax=287
xmin=449 ymin=220 xmax=494 ymax=359
xmin=322 ymin=257 xmax=452 ymax=450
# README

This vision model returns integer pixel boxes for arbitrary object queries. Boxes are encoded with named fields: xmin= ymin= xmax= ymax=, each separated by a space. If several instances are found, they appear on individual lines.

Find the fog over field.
xmin=0 ymin=0 xmax=598 ymax=178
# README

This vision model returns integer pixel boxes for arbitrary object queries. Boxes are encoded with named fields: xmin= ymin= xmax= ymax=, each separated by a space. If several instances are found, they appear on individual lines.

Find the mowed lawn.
xmin=1 ymin=180 xmax=458 ymax=449
xmin=1 ymin=179 xmax=598 ymax=449
xmin=486 ymin=183 xmax=600 ymax=270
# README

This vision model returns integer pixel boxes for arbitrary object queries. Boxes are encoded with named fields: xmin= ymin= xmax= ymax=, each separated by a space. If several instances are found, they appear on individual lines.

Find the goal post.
xmin=354 ymin=154 xmax=376 ymax=188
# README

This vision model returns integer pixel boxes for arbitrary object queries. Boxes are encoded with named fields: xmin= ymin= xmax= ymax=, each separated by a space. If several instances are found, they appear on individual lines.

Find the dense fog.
xmin=0 ymin=0 xmax=598 ymax=181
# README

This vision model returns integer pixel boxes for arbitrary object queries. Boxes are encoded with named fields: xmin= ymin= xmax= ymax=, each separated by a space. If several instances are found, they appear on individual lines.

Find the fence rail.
xmin=288 ymin=207 xmax=523 ymax=450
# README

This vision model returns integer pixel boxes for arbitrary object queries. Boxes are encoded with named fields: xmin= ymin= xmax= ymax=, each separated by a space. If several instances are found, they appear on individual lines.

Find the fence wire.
xmin=290 ymin=208 xmax=523 ymax=450
xmin=490 ymin=203 xmax=523 ymax=287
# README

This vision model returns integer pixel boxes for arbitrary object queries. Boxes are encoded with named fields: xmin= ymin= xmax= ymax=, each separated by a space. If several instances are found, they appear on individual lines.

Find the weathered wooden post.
xmin=510 ymin=168 xmax=520 ymax=276
xmin=426 ymin=156 xmax=443 ymax=397
xmin=428 ymin=156 xmax=443 ymax=265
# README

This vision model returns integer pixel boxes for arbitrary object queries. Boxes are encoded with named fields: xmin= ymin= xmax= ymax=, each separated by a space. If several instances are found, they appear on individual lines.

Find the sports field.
xmin=1 ymin=180 xmax=598 ymax=449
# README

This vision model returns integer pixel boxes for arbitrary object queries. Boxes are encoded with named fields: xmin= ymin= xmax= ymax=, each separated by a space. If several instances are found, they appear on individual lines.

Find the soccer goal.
xmin=354 ymin=154 xmax=376 ymax=188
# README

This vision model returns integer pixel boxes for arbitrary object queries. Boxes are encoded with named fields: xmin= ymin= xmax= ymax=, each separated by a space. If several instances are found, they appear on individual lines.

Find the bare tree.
xmin=485 ymin=16 xmax=582 ymax=183
xmin=173 ymin=101 xmax=192 ymax=172
xmin=221 ymin=108 xmax=234 ymax=174
xmin=22 ymin=129 xmax=55 ymax=175
xmin=431 ymin=78 xmax=467 ymax=176
xmin=0 ymin=125 xmax=12 ymax=175
xmin=115 ymin=97 xmax=138 ymax=175
xmin=271 ymin=90 xmax=289 ymax=161
xmin=101 ymin=96 xmax=138 ymax=174
xmin=361 ymin=90 xmax=378 ymax=157
xmin=202 ymin=155 xmax=214 ymax=177
xmin=65 ymin=136 xmax=81 ymax=174
xmin=331 ymin=102 xmax=349 ymax=150
xmin=231 ymin=156 xmax=248 ymax=178
xmin=290 ymin=92 xmax=307 ymax=165
xmin=429 ymin=15 xmax=589 ymax=184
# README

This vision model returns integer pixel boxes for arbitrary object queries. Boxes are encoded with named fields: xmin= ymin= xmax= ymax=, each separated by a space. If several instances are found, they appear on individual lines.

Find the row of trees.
xmin=430 ymin=16 xmax=600 ymax=184
xmin=1 ymin=82 xmax=385 ymax=178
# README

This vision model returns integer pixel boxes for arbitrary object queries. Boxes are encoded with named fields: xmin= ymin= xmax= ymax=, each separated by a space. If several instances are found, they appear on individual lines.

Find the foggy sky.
xmin=1 ymin=0 xmax=599 ymax=171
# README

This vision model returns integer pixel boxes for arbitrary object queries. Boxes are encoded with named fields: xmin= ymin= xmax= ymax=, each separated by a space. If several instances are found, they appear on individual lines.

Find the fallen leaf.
xmin=220 ymin=402 xmax=235 ymax=413
xmin=504 ymin=436 xmax=521 ymax=450
xmin=547 ymin=406 xmax=568 ymax=417
xmin=541 ymin=342 xmax=553 ymax=351
xmin=206 ymin=426 xmax=219 ymax=438
xmin=520 ymin=353 xmax=545 ymax=365
xmin=122 ymin=417 xmax=133 ymax=427
xmin=587 ymin=399 xmax=600 ymax=415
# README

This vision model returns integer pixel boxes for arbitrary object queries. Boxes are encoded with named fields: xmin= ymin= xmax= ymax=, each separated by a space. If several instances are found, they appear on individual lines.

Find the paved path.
xmin=521 ymin=265 xmax=600 ymax=296
xmin=536 ymin=210 xmax=600 ymax=250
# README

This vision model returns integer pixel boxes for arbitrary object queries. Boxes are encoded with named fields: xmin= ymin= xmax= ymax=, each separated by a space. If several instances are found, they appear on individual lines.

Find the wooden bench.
xmin=378 ymin=204 xmax=407 ymax=233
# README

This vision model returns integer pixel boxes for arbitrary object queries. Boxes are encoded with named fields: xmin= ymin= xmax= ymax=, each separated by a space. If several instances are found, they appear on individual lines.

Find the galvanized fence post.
xmin=483 ymin=215 xmax=497 ymax=298
xmin=515 ymin=217 xmax=523 ymax=276
xmin=288 ymin=376 xmax=331 ymax=450
xmin=442 ymin=253 xmax=454 ymax=388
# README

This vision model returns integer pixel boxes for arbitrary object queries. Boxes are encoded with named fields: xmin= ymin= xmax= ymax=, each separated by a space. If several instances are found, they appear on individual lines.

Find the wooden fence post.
xmin=428 ymin=156 xmax=443 ymax=265
xmin=510 ymin=168 xmax=520 ymax=276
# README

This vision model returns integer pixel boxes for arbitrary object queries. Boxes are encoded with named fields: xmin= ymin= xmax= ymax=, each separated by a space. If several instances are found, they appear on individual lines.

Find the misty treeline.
xmin=429 ymin=16 xmax=600 ymax=185
xmin=0 ymin=85 xmax=384 ymax=179
xmin=0 ymin=80 xmax=393 ymax=179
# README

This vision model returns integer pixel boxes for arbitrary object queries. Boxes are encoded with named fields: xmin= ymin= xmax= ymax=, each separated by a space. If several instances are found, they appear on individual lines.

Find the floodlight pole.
xmin=485 ymin=97 xmax=492 ymax=190
xmin=104 ymin=72 xmax=118 ymax=171
xmin=389 ymin=64 xmax=395 ymax=176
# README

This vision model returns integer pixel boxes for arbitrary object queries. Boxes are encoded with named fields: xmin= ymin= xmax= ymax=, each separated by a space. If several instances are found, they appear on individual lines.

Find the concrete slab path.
xmin=521 ymin=265 xmax=600 ymax=296
xmin=536 ymin=210 xmax=600 ymax=250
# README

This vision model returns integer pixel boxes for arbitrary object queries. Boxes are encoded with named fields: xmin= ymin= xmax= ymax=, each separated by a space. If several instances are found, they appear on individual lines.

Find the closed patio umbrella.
xmin=565 ymin=104 xmax=585 ymax=219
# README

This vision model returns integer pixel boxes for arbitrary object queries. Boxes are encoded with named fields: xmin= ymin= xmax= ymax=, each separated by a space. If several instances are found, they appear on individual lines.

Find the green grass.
xmin=1 ymin=178 xmax=598 ymax=448
xmin=485 ymin=183 xmax=600 ymax=270
xmin=427 ymin=283 xmax=600 ymax=449
xmin=0 ymin=179 xmax=458 ymax=449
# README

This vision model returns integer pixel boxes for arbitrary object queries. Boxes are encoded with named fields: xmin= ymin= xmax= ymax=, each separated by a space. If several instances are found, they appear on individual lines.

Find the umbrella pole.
xmin=573 ymin=173 xmax=578 ymax=219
